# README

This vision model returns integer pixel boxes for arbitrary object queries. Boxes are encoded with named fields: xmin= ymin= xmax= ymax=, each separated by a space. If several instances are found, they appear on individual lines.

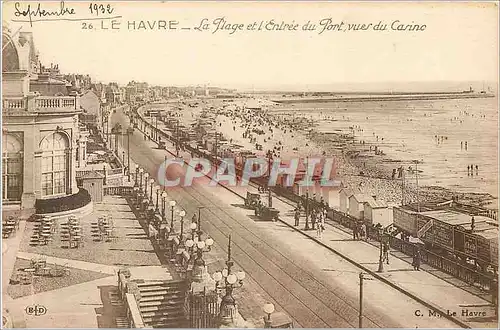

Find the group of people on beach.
xmin=467 ymin=164 xmax=479 ymax=176
xmin=435 ymin=135 xmax=448 ymax=144
xmin=221 ymin=105 xmax=320 ymax=159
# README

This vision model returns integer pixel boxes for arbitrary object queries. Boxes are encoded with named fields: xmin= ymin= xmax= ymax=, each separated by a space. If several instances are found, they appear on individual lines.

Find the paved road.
xmin=110 ymin=108 xmax=462 ymax=328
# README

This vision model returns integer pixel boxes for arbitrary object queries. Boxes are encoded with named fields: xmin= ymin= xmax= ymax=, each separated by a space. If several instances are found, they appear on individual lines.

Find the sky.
xmin=2 ymin=1 xmax=499 ymax=90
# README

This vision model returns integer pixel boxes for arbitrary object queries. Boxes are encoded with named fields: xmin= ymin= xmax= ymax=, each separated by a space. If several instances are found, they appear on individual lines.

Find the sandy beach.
xmin=152 ymin=96 xmax=497 ymax=210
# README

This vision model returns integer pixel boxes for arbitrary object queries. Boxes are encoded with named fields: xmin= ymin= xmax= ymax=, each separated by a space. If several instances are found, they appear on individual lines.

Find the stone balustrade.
xmin=35 ymin=96 xmax=78 ymax=110
xmin=3 ymin=96 xmax=79 ymax=113
xmin=2 ymin=97 xmax=26 ymax=110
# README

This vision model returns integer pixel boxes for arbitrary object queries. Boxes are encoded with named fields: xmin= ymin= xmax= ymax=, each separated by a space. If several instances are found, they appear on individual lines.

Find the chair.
xmin=20 ymin=273 xmax=32 ymax=285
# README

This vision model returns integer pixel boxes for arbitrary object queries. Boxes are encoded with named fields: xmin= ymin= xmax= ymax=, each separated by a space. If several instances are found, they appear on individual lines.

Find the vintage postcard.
xmin=1 ymin=1 xmax=498 ymax=328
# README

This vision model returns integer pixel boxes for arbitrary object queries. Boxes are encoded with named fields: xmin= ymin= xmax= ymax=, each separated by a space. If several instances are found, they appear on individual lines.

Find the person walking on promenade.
xmin=311 ymin=210 xmax=317 ymax=230
xmin=382 ymin=241 xmax=390 ymax=264
xmin=412 ymin=248 xmax=422 ymax=271
xmin=475 ymin=165 xmax=479 ymax=176
xmin=353 ymin=222 xmax=359 ymax=240
xmin=467 ymin=165 xmax=470 ymax=176
xmin=316 ymin=212 xmax=325 ymax=239
xmin=361 ymin=222 xmax=367 ymax=241
xmin=294 ymin=208 xmax=300 ymax=227
xmin=470 ymin=164 xmax=474 ymax=176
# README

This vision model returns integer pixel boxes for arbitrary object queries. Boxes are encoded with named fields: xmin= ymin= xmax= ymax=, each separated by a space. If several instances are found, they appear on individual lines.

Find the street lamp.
xmin=190 ymin=221 xmax=197 ymax=240
xmin=155 ymin=188 xmax=160 ymax=213
xmin=263 ymin=303 xmax=275 ymax=328
xmin=126 ymin=127 xmax=134 ymax=181
xmin=179 ymin=210 xmax=186 ymax=247
xmin=161 ymin=192 xmax=168 ymax=221
xmin=133 ymin=186 xmax=139 ymax=207
xmin=377 ymin=229 xmax=385 ymax=273
xmin=186 ymin=233 xmax=214 ymax=282
xmin=139 ymin=168 xmax=144 ymax=194
xmin=147 ymin=201 xmax=155 ymax=227
xmin=304 ymin=191 xmax=310 ymax=230
xmin=196 ymin=206 xmax=205 ymax=240
xmin=149 ymin=178 xmax=154 ymax=204
xmin=266 ymin=150 xmax=273 ymax=208
xmin=143 ymin=172 xmax=149 ymax=198
xmin=169 ymin=200 xmax=177 ymax=234
xmin=133 ymin=164 xmax=139 ymax=188
xmin=159 ymin=220 xmax=171 ymax=245
xmin=304 ymin=157 xmax=311 ymax=231
xmin=174 ymin=118 xmax=180 ymax=157
xmin=215 ymin=234 xmax=245 ymax=325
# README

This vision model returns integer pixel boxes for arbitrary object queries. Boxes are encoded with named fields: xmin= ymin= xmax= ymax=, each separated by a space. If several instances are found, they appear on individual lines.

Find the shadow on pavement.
xmin=95 ymin=285 xmax=124 ymax=328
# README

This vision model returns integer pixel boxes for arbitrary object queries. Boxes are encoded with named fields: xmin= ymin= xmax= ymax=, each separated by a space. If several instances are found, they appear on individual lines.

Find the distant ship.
xmin=479 ymin=82 xmax=488 ymax=94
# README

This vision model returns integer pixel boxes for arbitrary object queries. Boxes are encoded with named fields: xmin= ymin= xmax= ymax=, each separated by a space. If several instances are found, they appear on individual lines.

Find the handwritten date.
xmin=14 ymin=1 xmax=75 ymax=26
xmin=88 ymin=3 xmax=114 ymax=15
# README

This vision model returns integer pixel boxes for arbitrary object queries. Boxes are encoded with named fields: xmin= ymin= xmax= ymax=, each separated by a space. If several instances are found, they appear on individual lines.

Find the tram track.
xmin=166 ymin=183 xmax=388 ymax=328
xmin=116 ymin=108 xmax=470 ymax=329
xmin=122 ymin=113 xmax=389 ymax=327
xmin=126 ymin=138 xmax=383 ymax=326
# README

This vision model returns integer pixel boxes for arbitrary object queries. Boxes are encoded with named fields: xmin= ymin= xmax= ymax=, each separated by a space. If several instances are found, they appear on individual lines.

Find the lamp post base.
xmin=191 ymin=264 xmax=206 ymax=283
xmin=377 ymin=259 xmax=385 ymax=273
xmin=219 ymin=304 xmax=238 ymax=328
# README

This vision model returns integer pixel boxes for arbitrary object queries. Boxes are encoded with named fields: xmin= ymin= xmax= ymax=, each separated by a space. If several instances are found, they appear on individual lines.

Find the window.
xmin=2 ymin=134 xmax=23 ymax=201
xmin=40 ymin=132 xmax=69 ymax=197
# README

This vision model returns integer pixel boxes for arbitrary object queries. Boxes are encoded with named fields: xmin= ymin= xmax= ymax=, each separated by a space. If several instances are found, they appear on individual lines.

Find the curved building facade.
xmin=2 ymin=26 xmax=82 ymax=210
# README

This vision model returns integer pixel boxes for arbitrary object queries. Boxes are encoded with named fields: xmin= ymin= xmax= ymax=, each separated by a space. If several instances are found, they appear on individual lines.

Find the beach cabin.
xmin=364 ymin=196 xmax=392 ymax=226
xmin=339 ymin=188 xmax=353 ymax=213
xmin=348 ymin=194 xmax=367 ymax=220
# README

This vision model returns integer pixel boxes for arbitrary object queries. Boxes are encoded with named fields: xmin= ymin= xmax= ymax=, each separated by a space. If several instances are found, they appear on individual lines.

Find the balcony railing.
xmin=35 ymin=96 xmax=78 ymax=110
xmin=3 ymin=96 xmax=79 ymax=113
xmin=3 ymin=97 xmax=26 ymax=110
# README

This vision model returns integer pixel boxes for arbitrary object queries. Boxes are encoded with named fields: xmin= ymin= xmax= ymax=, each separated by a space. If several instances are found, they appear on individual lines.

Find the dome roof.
xmin=2 ymin=34 xmax=20 ymax=72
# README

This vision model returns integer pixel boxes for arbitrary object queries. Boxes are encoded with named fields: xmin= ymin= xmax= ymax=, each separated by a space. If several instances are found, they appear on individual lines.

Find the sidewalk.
xmin=224 ymin=181 xmax=497 ymax=327
xmin=137 ymin=106 xmax=498 ymax=327
xmin=2 ymin=219 xmax=27 ymax=296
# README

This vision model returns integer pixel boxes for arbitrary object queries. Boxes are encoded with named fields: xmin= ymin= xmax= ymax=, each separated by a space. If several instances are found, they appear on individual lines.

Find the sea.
xmin=272 ymin=97 xmax=499 ymax=198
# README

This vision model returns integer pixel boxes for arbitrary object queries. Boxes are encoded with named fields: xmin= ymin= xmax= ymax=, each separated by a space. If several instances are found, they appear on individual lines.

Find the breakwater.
xmin=273 ymin=93 xmax=495 ymax=104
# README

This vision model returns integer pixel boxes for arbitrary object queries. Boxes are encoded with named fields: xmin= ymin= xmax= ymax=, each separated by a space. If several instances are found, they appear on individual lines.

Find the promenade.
xmin=135 ymin=105 xmax=498 ymax=328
